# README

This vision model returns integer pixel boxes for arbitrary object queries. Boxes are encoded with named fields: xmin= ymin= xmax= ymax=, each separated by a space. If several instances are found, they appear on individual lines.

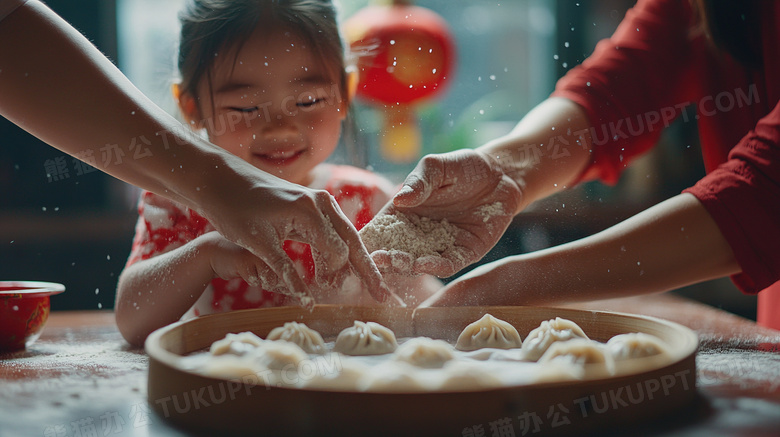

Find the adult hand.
xmin=198 ymin=164 xmax=397 ymax=307
xmin=417 ymin=258 xmax=526 ymax=307
xmin=419 ymin=193 xmax=743 ymax=308
xmin=364 ymin=149 xmax=522 ymax=278
xmin=0 ymin=1 xmax=397 ymax=307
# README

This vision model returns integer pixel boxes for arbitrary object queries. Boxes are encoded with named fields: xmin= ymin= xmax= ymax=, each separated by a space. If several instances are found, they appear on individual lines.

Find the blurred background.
xmin=0 ymin=0 xmax=756 ymax=318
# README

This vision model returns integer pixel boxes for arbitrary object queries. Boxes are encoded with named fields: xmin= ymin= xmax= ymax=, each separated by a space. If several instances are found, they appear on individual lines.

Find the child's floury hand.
xmin=366 ymin=149 xmax=522 ymax=278
xmin=198 ymin=231 xmax=288 ymax=291
xmin=200 ymin=231 xmax=404 ymax=308
xmin=200 ymin=180 xmax=392 ymax=306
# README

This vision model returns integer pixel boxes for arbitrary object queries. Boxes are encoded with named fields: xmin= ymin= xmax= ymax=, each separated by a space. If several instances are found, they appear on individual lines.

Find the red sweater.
xmin=552 ymin=0 xmax=780 ymax=294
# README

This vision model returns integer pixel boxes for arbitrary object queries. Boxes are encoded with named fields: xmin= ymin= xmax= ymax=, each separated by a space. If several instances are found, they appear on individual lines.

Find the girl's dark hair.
xmin=177 ymin=0 xmax=347 ymax=104
xmin=691 ymin=0 xmax=762 ymax=69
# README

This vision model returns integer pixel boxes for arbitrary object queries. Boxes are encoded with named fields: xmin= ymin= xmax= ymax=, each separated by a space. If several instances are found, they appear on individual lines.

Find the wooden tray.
xmin=146 ymin=305 xmax=698 ymax=436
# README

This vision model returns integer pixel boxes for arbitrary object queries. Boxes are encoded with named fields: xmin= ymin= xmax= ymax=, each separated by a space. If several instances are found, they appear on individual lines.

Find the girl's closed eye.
xmin=230 ymin=106 xmax=259 ymax=113
xmin=297 ymin=97 xmax=324 ymax=108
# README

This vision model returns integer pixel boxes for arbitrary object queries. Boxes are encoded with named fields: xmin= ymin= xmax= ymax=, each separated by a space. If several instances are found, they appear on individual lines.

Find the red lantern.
xmin=343 ymin=0 xmax=455 ymax=163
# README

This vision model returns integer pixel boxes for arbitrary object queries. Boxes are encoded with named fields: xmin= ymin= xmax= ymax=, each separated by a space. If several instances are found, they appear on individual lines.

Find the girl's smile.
xmin=251 ymin=146 xmax=307 ymax=167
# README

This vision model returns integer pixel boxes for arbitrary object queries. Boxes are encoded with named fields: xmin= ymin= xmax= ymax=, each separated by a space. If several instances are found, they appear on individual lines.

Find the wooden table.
xmin=1 ymin=294 xmax=779 ymax=437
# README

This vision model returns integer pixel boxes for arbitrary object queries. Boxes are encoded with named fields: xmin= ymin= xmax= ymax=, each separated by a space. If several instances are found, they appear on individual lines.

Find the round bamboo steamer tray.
xmin=146 ymin=305 xmax=698 ymax=436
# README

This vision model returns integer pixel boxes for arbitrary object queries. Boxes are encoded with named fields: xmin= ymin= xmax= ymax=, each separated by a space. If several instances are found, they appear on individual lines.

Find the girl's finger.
xmin=257 ymin=236 xmax=314 ymax=308
xmin=243 ymin=256 xmax=281 ymax=290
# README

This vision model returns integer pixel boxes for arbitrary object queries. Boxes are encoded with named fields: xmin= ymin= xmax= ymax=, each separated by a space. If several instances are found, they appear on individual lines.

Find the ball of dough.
xmin=392 ymin=337 xmax=455 ymax=368
xmin=455 ymin=314 xmax=523 ymax=352
xmin=267 ymin=322 xmax=326 ymax=354
xmin=521 ymin=317 xmax=589 ymax=361
xmin=333 ymin=321 xmax=398 ymax=356
xmin=209 ymin=332 xmax=264 ymax=356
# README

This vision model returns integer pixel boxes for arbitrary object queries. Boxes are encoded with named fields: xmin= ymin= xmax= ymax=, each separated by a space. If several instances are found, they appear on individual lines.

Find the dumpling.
xmin=461 ymin=347 xmax=525 ymax=362
xmin=537 ymin=339 xmax=615 ymax=375
xmin=521 ymin=317 xmax=588 ymax=361
xmin=531 ymin=360 xmax=583 ymax=384
xmin=357 ymin=362 xmax=427 ymax=392
xmin=266 ymin=322 xmax=326 ymax=354
xmin=435 ymin=361 xmax=504 ymax=391
xmin=210 ymin=331 xmax=264 ymax=356
xmin=302 ymin=358 xmax=370 ymax=391
xmin=333 ymin=321 xmax=398 ymax=356
xmin=455 ymin=314 xmax=523 ymax=352
xmin=392 ymin=337 xmax=455 ymax=368
xmin=199 ymin=355 xmax=259 ymax=380
xmin=606 ymin=333 xmax=670 ymax=360
xmin=247 ymin=340 xmax=308 ymax=371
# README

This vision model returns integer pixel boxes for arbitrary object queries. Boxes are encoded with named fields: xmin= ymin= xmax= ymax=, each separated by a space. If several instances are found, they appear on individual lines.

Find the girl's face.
xmin=186 ymin=26 xmax=348 ymax=186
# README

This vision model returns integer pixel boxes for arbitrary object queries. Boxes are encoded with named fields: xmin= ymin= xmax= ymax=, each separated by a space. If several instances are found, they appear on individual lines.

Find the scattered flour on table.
xmin=696 ymin=334 xmax=780 ymax=390
xmin=359 ymin=212 xmax=458 ymax=258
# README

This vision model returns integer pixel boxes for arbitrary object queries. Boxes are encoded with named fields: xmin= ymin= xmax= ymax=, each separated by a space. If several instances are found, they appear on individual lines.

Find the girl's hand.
xmin=366 ymin=149 xmax=522 ymax=278
xmin=197 ymin=231 xmax=287 ymax=292
xmin=199 ymin=230 xmax=404 ymax=307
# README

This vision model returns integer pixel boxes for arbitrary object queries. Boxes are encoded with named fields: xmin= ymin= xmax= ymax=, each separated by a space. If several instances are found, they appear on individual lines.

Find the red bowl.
xmin=0 ymin=281 xmax=65 ymax=352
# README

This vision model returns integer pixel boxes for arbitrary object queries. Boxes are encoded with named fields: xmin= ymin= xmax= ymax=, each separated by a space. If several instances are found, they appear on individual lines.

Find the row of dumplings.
xmin=202 ymin=327 xmax=489 ymax=391
xmin=208 ymin=321 xmax=453 ymax=367
xmin=213 ymin=314 xmax=669 ymax=360
xmin=457 ymin=314 xmax=672 ymax=367
xmin=197 ymin=315 xmax=672 ymax=392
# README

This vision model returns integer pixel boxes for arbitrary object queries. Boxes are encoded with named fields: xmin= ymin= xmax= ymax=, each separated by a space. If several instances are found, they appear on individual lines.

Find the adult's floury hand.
xmin=364 ymin=149 xmax=522 ymax=278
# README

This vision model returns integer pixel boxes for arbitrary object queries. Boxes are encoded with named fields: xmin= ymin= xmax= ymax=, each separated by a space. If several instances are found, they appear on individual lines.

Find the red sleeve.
xmin=125 ymin=191 xmax=213 ymax=266
xmin=551 ymin=0 xmax=699 ymax=184
xmin=684 ymin=102 xmax=780 ymax=294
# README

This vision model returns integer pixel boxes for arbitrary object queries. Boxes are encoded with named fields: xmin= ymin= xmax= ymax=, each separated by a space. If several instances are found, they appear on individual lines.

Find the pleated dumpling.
xmin=333 ymin=321 xmax=398 ymax=356
xmin=455 ymin=314 xmax=523 ymax=352
xmin=606 ymin=333 xmax=670 ymax=360
xmin=267 ymin=321 xmax=326 ymax=354
xmin=538 ymin=338 xmax=615 ymax=375
xmin=392 ymin=337 xmax=455 ymax=368
xmin=521 ymin=317 xmax=588 ymax=361
xmin=209 ymin=332 xmax=264 ymax=356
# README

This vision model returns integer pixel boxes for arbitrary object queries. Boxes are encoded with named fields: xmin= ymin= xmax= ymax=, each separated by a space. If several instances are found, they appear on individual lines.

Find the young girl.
xmin=115 ymin=0 xmax=439 ymax=346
